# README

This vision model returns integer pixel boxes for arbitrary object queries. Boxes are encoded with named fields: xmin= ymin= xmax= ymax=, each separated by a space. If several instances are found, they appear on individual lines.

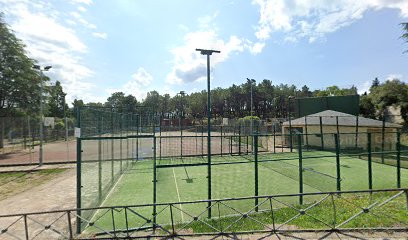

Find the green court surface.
xmin=83 ymin=151 xmax=408 ymax=232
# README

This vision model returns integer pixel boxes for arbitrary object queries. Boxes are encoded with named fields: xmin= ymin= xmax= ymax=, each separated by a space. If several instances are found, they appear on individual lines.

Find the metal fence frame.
xmin=0 ymin=188 xmax=406 ymax=239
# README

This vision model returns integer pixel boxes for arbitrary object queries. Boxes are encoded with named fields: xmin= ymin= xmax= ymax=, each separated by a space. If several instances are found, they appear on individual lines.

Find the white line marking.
xmin=172 ymin=167 xmax=184 ymax=222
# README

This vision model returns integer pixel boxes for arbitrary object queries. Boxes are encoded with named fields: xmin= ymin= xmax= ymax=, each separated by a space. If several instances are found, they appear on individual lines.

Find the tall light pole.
xmin=195 ymin=48 xmax=220 ymax=218
xmin=62 ymin=92 xmax=69 ymax=162
xmin=177 ymin=91 xmax=185 ymax=158
xmin=33 ymin=64 xmax=52 ymax=166
xmin=247 ymin=78 xmax=255 ymax=152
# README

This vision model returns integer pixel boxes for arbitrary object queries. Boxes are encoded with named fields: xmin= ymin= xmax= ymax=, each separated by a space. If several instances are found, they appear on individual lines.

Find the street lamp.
xmin=195 ymin=48 xmax=220 ymax=218
xmin=247 ymin=78 xmax=255 ymax=153
xmin=33 ymin=64 xmax=52 ymax=166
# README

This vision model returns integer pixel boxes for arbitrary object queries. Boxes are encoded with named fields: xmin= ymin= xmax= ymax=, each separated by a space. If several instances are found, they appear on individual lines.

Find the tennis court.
xmin=81 ymin=150 xmax=407 ymax=232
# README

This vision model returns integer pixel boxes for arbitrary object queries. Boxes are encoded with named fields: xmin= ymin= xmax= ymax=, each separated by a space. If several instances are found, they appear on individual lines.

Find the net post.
xmin=254 ymin=134 xmax=259 ymax=211
xmin=396 ymin=131 xmax=401 ymax=188
xmin=153 ymin=136 xmax=157 ymax=232
xmin=367 ymin=133 xmax=373 ymax=190
xmin=297 ymin=134 xmax=303 ymax=205
xmin=334 ymin=134 xmax=341 ymax=192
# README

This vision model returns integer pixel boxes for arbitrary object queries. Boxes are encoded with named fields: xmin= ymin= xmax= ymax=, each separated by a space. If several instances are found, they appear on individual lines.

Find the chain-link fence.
xmin=0 ymin=117 xmax=76 ymax=166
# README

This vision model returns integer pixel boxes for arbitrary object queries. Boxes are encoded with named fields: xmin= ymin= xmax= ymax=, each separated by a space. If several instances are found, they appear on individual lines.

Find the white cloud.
xmin=0 ymin=0 xmax=96 ymax=104
xmin=357 ymin=80 xmax=371 ymax=95
xmin=70 ymin=0 xmax=93 ymax=5
xmin=252 ymin=0 xmax=408 ymax=43
xmin=386 ymin=73 xmax=403 ymax=81
xmin=107 ymin=68 xmax=153 ymax=100
xmin=70 ymin=11 xmax=96 ymax=29
xmin=131 ymin=67 xmax=153 ymax=87
xmin=166 ymin=30 xmax=244 ymax=84
xmin=92 ymin=32 xmax=108 ymax=39
xmin=77 ymin=6 xmax=87 ymax=12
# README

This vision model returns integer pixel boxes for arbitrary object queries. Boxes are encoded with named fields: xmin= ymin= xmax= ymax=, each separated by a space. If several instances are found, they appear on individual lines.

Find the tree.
xmin=144 ymin=91 xmax=161 ymax=113
xmin=359 ymin=94 xmax=375 ymax=118
xmin=401 ymin=22 xmax=408 ymax=53
xmin=369 ymin=79 xmax=408 ymax=118
xmin=0 ymin=14 xmax=41 ymax=117
xmin=371 ymin=77 xmax=380 ymax=90
xmin=299 ymin=85 xmax=312 ymax=97
xmin=105 ymin=92 xmax=126 ymax=109
xmin=47 ymin=81 xmax=68 ymax=118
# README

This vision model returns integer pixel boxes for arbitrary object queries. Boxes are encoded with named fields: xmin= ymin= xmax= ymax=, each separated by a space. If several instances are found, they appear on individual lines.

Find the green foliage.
xmin=370 ymin=79 xmax=408 ymax=113
xmin=54 ymin=119 xmax=65 ymax=130
xmin=314 ymin=85 xmax=357 ymax=97
xmin=401 ymin=22 xmax=408 ymax=53
xmin=47 ymin=81 xmax=68 ymax=118
xmin=359 ymin=94 xmax=376 ymax=119
xmin=0 ymin=14 xmax=41 ymax=117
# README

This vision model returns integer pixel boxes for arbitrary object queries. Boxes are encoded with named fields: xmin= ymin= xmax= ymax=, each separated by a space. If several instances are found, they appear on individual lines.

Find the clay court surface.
xmin=0 ymin=140 xmax=76 ymax=166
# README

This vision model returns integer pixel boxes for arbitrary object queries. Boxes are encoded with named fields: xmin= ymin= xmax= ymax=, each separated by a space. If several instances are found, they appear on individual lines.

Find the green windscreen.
xmin=294 ymin=95 xmax=360 ymax=117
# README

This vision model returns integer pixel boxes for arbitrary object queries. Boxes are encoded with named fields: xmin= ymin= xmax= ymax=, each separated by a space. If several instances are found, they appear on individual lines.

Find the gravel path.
xmin=0 ymin=165 xmax=76 ymax=216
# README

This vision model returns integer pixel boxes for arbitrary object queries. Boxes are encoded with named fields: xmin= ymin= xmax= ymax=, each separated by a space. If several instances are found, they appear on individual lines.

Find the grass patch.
xmin=0 ymin=168 xmax=67 ymax=200
xmin=170 ymin=191 xmax=407 ymax=233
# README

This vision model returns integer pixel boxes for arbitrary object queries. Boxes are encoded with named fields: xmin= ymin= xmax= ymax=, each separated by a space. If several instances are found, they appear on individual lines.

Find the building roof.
xmin=282 ymin=110 xmax=402 ymax=128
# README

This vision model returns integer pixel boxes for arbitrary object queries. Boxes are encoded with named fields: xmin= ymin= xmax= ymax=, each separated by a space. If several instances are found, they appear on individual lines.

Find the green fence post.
xmin=254 ymin=134 xmax=259 ymax=211
xmin=305 ymin=117 xmax=309 ymax=151
xmin=319 ymin=116 xmax=324 ymax=150
xmin=220 ymin=125 xmax=223 ymax=156
xmin=238 ymin=124 xmax=241 ymax=155
xmin=381 ymin=117 xmax=385 ymax=164
xmin=136 ymin=114 xmax=139 ymax=160
xmin=111 ymin=110 xmax=114 ymax=184
xmin=297 ymin=134 xmax=303 ymax=205
xmin=273 ymin=125 xmax=276 ymax=153
xmin=355 ymin=115 xmax=359 ymax=149
xmin=246 ymin=135 xmax=249 ymax=155
xmin=367 ymin=133 xmax=373 ymax=190
xmin=152 ymin=136 xmax=157 ymax=232
xmin=336 ymin=116 xmax=340 ymax=136
xmin=334 ymin=134 xmax=341 ymax=192
xmin=180 ymin=116 xmax=183 ymax=159
xmin=76 ymin=107 xmax=82 ymax=234
xmin=289 ymin=110 xmax=293 ymax=153
xmin=396 ymin=132 xmax=401 ymax=188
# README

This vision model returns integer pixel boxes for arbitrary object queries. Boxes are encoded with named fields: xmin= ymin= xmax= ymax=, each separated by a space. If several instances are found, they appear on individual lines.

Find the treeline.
xmin=74 ymin=78 xmax=407 ymax=124
xmin=74 ymin=81 xmax=359 ymax=120
xmin=0 ymin=14 xmax=68 ymax=119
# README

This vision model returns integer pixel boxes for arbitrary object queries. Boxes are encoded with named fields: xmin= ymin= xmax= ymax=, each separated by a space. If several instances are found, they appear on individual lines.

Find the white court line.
xmin=172 ymin=167 xmax=184 ymax=222
xmin=88 ymin=170 xmax=126 ymax=226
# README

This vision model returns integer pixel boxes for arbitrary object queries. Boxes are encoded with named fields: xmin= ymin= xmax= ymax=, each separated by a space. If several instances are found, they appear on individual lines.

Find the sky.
xmin=1 ymin=0 xmax=408 ymax=104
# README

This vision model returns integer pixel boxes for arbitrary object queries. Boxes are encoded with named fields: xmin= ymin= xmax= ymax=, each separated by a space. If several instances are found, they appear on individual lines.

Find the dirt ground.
xmin=0 ymin=164 xmax=76 ymax=216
